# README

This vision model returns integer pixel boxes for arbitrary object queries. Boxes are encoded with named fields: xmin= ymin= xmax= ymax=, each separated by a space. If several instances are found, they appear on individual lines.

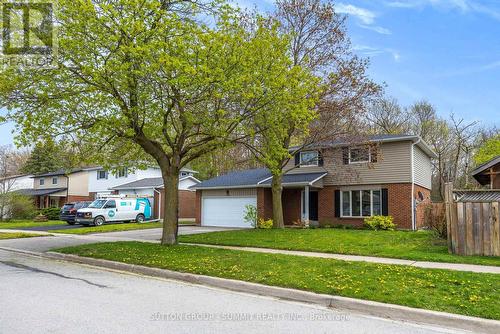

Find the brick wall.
xmin=158 ymin=189 xmax=197 ymax=220
xmin=282 ymin=189 xmax=301 ymax=225
xmin=67 ymin=195 xmax=94 ymax=203
xmin=195 ymin=191 xmax=202 ymax=225
xmin=317 ymin=183 xmax=415 ymax=229
xmin=257 ymin=188 xmax=273 ymax=220
xmin=414 ymin=184 xmax=431 ymax=229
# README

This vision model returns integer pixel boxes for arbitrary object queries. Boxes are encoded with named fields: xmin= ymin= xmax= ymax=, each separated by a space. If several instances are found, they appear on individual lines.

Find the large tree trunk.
xmin=161 ymin=170 xmax=179 ymax=245
xmin=271 ymin=173 xmax=284 ymax=228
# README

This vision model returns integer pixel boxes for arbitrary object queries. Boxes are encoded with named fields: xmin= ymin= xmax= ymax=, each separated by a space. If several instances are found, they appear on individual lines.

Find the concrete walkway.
xmin=181 ymin=243 xmax=500 ymax=274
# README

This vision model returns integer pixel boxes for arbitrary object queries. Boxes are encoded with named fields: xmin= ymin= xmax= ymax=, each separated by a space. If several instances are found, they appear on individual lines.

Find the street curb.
xmin=1 ymin=246 xmax=496 ymax=333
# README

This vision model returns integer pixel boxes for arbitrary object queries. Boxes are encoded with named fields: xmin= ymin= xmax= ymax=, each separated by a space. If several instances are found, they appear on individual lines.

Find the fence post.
xmin=444 ymin=182 xmax=453 ymax=253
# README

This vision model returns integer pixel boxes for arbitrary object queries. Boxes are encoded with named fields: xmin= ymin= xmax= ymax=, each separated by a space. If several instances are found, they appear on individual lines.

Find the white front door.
xmin=202 ymin=196 xmax=256 ymax=228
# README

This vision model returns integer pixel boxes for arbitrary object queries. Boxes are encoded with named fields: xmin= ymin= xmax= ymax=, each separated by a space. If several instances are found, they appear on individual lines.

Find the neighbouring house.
xmin=192 ymin=134 xmax=437 ymax=230
xmin=109 ymin=170 xmax=200 ymax=220
xmin=22 ymin=166 xmax=196 ymax=209
xmin=0 ymin=174 xmax=34 ymax=219
xmin=471 ymin=155 xmax=500 ymax=189
xmin=0 ymin=174 xmax=34 ymax=193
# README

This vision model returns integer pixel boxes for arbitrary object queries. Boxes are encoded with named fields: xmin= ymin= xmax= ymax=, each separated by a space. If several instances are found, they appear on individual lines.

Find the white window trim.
xmin=299 ymin=151 xmax=319 ymax=167
xmin=39 ymin=179 xmax=44 ymax=185
xmin=340 ymin=189 xmax=382 ymax=218
xmin=116 ymin=168 xmax=127 ymax=178
xmin=52 ymin=177 xmax=58 ymax=185
xmin=97 ymin=170 xmax=107 ymax=180
xmin=348 ymin=146 xmax=371 ymax=164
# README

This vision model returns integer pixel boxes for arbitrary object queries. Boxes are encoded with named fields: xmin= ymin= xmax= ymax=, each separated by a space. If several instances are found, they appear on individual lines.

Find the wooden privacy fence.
xmin=444 ymin=184 xmax=500 ymax=256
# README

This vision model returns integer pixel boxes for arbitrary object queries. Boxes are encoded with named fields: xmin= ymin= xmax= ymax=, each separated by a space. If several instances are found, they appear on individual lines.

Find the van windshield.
xmin=88 ymin=199 xmax=107 ymax=209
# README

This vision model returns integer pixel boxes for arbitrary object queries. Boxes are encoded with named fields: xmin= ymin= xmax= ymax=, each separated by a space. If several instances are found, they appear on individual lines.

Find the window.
xmin=97 ymin=170 xmax=107 ymax=180
xmin=300 ymin=151 xmax=319 ymax=166
xmin=104 ymin=200 xmax=116 ymax=209
xmin=116 ymin=167 xmax=127 ymax=178
xmin=349 ymin=146 xmax=371 ymax=164
xmin=180 ymin=172 xmax=187 ymax=177
xmin=52 ymin=177 xmax=58 ymax=185
xmin=341 ymin=189 xmax=382 ymax=217
xmin=39 ymin=179 xmax=45 ymax=185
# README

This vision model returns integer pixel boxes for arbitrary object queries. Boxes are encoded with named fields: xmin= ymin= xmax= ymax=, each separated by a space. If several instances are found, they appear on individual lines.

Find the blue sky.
xmin=1 ymin=0 xmax=499 ymax=146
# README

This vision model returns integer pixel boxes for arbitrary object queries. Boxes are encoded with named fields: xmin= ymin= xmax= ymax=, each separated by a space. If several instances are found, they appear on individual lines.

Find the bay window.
xmin=341 ymin=189 xmax=382 ymax=217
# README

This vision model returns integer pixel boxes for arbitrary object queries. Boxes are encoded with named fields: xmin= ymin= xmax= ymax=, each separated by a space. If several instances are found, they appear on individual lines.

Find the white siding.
xmin=3 ymin=175 xmax=33 ymax=191
xmin=413 ymin=145 xmax=432 ymax=189
xmin=179 ymin=178 xmax=198 ymax=190
xmin=87 ymin=167 xmax=161 ymax=193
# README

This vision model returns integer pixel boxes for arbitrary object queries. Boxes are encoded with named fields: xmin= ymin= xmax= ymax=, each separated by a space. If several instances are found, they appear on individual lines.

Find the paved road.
xmin=0 ymin=250 xmax=468 ymax=334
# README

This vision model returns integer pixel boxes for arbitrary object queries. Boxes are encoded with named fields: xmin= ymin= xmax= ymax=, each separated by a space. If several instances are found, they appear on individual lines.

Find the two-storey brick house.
xmin=193 ymin=134 xmax=437 ymax=230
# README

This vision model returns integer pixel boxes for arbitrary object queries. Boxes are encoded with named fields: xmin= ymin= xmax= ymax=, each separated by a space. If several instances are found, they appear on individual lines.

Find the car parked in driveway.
xmin=76 ymin=197 xmax=152 ymax=226
xmin=60 ymin=201 xmax=91 ymax=225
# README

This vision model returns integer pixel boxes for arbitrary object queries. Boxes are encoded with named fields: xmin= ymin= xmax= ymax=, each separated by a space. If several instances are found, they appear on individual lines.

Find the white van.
xmin=75 ymin=197 xmax=153 ymax=226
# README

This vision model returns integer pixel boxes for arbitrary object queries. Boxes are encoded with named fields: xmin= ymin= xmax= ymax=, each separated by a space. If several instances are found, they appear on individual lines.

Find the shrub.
xmin=257 ymin=218 xmax=273 ymax=229
xmin=424 ymin=204 xmax=447 ymax=239
xmin=38 ymin=207 xmax=61 ymax=220
xmin=1 ymin=193 xmax=36 ymax=220
xmin=243 ymin=204 xmax=258 ymax=228
xmin=364 ymin=215 xmax=395 ymax=231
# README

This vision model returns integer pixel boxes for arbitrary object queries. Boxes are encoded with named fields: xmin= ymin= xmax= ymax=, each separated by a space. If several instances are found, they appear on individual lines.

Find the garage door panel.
xmin=202 ymin=196 xmax=256 ymax=227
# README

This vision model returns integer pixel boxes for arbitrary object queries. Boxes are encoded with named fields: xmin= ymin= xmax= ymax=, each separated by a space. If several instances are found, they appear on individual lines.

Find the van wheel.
xmin=93 ymin=216 xmax=105 ymax=226
xmin=135 ymin=214 xmax=145 ymax=223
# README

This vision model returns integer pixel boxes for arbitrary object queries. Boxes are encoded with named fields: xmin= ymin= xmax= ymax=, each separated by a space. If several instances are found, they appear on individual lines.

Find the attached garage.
xmin=201 ymin=196 xmax=256 ymax=227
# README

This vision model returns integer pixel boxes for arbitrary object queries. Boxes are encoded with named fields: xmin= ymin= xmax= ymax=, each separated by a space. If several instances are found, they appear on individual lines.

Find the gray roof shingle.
xmin=194 ymin=168 xmax=327 ymax=189
xmin=16 ymin=188 xmax=67 ymax=196
xmin=195 ymin=168 xmax=271 ymax=189
xmin=258 ymin=172 xmax=327 ymax=185
xmin=111 ymin=177 xmax=164 ymax=190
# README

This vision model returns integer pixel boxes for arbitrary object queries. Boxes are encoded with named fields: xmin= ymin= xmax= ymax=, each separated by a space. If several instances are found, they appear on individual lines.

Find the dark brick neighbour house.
xmin=193 ymin=135 xmax=437 ymax=230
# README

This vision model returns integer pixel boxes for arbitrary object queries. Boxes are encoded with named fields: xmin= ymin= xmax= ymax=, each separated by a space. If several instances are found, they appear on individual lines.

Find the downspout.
xmin=411 ymin=138 xmax=421 ymax=231
xmin=154 ymin=188 xmax=162 ymax=220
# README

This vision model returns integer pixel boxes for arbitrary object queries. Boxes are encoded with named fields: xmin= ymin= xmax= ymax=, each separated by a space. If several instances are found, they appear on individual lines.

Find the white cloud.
xmin=336 ymin=3 xmax=392 ymax=35
xmin=336 ymin=3 xmax=377 ymax=24
xmin=385 ymin=0 xmax=500 ymax=21
xmin=353 ymin=45 xmax=401 ymax=62
xmin=359 ymin=24 xmax=392 ymax=35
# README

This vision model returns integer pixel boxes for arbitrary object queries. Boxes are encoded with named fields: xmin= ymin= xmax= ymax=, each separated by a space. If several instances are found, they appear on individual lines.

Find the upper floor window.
xmin=39 ymin=178 xmax=45 ymax=185
xmin=116 ymin=167 xmax=127 ymax=178
xmin=300 ymin=151 xmax=319 ymax=166
xmin=52 ymin=177 xmax=58 ymax=185
xmin=180 ymin=172 xmax=188 ymax=177
xmin=97 ymin=170 xmax=108 ymax=180
xmin=349 ymin=146 xmax=371 ymax=164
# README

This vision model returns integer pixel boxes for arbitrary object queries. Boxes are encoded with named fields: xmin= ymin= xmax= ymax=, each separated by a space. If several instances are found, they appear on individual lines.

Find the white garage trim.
xmin=201 ymin=196 xmax=256 ymax=228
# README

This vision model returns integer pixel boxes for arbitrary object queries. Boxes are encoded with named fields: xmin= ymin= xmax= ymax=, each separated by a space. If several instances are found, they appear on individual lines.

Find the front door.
xmin=309 ymin=192 xmax=318 ymax=221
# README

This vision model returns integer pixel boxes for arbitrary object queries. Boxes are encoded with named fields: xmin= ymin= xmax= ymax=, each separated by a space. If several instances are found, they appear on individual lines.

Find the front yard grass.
xmin=0 ymin=220 xmax=67 ymax=229
xmin=0 ymin=232 xmax=43 ymax=240
xmin=50 ymin=222 xmax=163 ymax=234
xmin=56 ymin=241 xmax=500 ymax=320
xmin=179 ymin=228 xmax=500 ymax=267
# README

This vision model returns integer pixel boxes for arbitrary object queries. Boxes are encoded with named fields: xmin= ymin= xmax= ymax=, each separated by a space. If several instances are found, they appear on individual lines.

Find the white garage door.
xmin=202 ymin=196 xmax=256 ymax=227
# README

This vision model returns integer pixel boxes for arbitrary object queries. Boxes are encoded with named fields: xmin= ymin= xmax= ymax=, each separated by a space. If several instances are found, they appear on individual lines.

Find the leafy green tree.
xmin=244 ymin=0 xmax=380 ymax=228
xmin=474 ymin=135 xmax=500 ymax=165
xmin=20 ymin=137 xmax=70 ymax=174
xmin=0 ymin=0 xmax=317 ymax=244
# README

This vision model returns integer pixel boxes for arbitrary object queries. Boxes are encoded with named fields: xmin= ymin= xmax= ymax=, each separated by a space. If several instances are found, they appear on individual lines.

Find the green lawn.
xmin=0 ymin=232 xmax=43 ymax=240
xmin=179 ymin=229 xmax=500 ymax=267
xmin=51 ymin=222 xmax=163 ymax=234
xmin=0 ymin=220 xmax=67 ymax=229
xmin=56 ymin=241 xmax=500 ymax=320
